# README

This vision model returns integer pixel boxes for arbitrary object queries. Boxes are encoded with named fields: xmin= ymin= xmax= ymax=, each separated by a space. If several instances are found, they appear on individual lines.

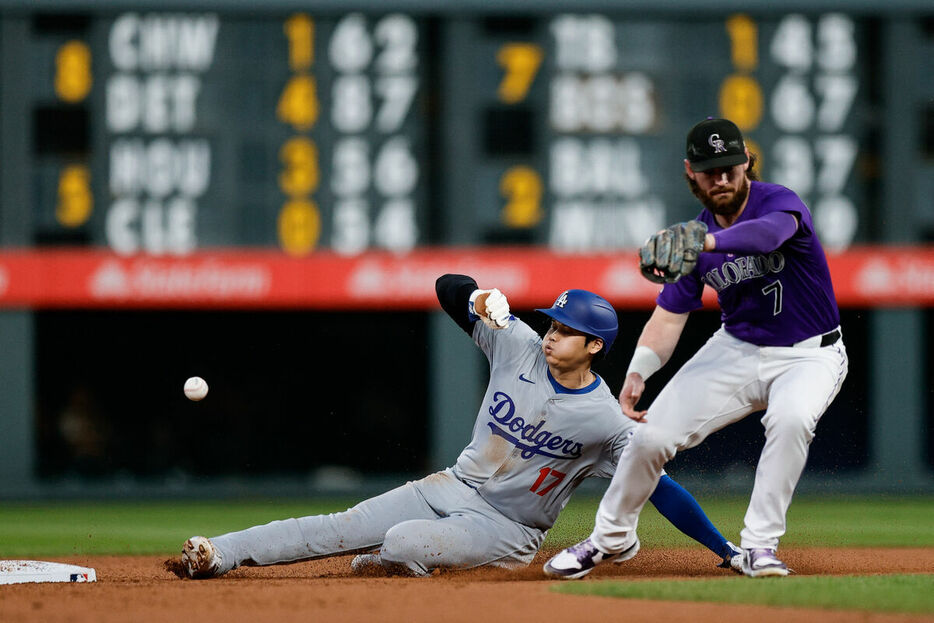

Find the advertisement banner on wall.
xmin=0 ymin=247 xmax=928 ymax=310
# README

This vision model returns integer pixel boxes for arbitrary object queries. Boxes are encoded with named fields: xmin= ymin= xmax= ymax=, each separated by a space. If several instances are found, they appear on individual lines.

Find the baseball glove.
xmin=639 ymin=220 xmax=708 ymax=284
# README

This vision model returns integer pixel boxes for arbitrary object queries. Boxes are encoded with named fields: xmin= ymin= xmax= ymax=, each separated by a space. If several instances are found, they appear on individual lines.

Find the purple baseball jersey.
xmin=658 ymin=181 xmax=840 ymax=346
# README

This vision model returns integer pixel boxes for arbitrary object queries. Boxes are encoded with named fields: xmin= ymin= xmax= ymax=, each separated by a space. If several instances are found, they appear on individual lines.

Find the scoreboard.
xmin=448 ymin=13 xmax=872 ymax=252
xmin=1 ymin=2 xmax=932 ymax=490
xmin=17 ymin=8 xmax=880 ymax=259
xmin=29 ymin=12 xmax=428 ymax=256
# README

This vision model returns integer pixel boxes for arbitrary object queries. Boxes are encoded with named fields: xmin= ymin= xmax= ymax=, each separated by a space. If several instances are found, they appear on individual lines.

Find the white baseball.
xmin=184 ymin=376 xmax=209 ymax=401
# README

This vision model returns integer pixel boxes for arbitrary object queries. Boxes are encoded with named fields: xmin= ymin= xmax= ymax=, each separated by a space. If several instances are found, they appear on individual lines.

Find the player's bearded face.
xmin=686 ymin=165 xmax=750 ymax=217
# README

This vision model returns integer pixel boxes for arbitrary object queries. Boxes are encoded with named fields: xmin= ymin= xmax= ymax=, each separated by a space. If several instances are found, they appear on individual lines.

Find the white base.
xmin=0 ymin=560 xmax=96 ymax=585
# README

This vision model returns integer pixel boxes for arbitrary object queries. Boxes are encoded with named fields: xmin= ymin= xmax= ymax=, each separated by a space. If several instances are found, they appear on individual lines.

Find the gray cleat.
xmin=350 ymin=553 xmax=383 ymax=575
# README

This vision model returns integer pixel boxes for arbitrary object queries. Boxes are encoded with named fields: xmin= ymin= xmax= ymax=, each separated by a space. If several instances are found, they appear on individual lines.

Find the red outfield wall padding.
xmin=0 ymin=246 xmax=927 ymax=310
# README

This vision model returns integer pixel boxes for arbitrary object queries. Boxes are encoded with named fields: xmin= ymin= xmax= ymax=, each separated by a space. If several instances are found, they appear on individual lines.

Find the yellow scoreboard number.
xmin=720 ymin=14 xmax=763 ymax=131
xmin=54 ymin=40 xmax=94 ymax=229
xmin=277 ymin=13 xmax=321 ymax=255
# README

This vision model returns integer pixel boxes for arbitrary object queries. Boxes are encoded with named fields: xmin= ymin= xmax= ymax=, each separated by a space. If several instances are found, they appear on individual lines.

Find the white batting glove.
xmin=469 ymin=288 xmax=511 ymax=329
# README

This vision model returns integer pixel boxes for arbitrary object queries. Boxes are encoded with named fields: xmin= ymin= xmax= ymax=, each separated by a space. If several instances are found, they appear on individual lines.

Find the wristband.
xmin=626 ymin=346 xmax=662 ymax=380
xmin=467 ymin=289 xmax=483 ymax=319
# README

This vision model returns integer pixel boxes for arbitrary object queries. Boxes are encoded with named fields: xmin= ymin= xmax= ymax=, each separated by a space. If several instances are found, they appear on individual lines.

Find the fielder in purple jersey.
xmin=545 ymin=118 xmax=849 ymax=580
xmin=179 ymin=274 xmax=742 ymax=580
xmin=660 ymin=180 xmax=839 ymax=346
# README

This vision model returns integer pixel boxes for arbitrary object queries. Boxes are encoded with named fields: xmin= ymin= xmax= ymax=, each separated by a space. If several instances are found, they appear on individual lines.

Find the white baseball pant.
xmin=592 ymin=326 xmax=848 ymax=553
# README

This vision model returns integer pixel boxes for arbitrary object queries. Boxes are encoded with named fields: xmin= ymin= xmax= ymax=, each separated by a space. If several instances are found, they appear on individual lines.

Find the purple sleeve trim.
xmin=711 ymin=211 xmax=798 ymax=255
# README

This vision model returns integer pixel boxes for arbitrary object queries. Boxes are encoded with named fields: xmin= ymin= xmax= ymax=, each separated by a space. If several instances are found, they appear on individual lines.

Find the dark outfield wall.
xmin=33 ymin=308 xmax=876 ymax=483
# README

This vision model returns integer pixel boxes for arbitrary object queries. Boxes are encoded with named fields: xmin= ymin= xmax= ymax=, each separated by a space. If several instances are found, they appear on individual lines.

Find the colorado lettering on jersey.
xmin=487 ymin=391 xmax=583 ymax=460
xmin=703 ymin=251 xmax=785 ymax=292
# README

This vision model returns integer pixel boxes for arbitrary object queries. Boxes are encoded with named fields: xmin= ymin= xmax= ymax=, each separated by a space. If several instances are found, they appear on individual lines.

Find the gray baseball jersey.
xmin=206 ymin=316 xmax=635 ymax=576
xmin=455 ymin=319 xmax=633 ymax=530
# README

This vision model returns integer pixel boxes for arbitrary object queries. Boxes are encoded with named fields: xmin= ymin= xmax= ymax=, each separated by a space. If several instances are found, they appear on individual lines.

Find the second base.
xmin=0 ymin=560 xmax=97 ymax=585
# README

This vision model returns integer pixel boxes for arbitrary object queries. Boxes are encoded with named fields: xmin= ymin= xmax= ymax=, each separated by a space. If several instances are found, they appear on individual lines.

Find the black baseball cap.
xmin=686 ymin=118 xmax=748 ymax=172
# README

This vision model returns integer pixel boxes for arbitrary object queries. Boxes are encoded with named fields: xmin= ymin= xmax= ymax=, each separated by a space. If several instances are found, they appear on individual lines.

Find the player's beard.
xmin=686 ymin=174 xmax=750 ymax=217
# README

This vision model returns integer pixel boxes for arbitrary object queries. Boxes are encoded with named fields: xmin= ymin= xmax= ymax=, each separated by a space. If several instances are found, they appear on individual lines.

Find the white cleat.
xmin=182 ymin=536 xmax=223 ymax=579
xmin=742 ymin=548 xmax=791 ymax=578
xmin=718 ymin=541 xmax=744 ymax=573
xmin=543 ymin=537 xmax=640 ymax=580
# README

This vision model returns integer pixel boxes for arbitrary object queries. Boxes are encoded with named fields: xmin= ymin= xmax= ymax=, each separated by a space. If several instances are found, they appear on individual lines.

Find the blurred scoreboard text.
xmin=3 ymin=7 xmax=931 ymax=307
xmin=23 ymin=11 xmax=874 ymax=254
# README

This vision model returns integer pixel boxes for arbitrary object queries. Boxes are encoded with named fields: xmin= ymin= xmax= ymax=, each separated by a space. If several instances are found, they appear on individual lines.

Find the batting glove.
xmin=469 ymin=288 xmax=511 ymax=329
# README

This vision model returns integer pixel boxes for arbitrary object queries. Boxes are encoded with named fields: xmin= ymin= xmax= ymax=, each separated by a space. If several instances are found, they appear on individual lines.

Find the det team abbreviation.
xmin=38 ymin=10 xmax=868 ymax=256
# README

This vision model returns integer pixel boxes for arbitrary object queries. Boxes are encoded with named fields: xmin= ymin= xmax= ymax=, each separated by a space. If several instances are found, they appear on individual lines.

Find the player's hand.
xmin=470 ymin=288 xmax=510 ymax=329
xmin=619 ymin=373 xmax=648 ymax=422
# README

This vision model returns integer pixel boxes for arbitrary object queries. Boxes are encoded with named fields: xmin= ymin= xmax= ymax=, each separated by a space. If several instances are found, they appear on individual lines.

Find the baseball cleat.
xmin=182 ymin=536 xmax=223 ymax=579
xmin=543 ymin=536 xmax=640 ymax=580
xmin=742 ymin=548 xmax=791 ymax=577
xmin=351 ymin=552 xmax=431 ymax=577
xmin=350 ymin=553 xmax=383 ymax=575
xmin=717 ymin=541 xmax=744 ymax=573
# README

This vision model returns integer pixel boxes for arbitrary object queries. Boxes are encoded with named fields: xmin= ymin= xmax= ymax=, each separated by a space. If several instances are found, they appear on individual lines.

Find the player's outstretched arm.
xmin=706 ymin=211 xmax=798 ymax=255
xmin=620 ymin=307 xmax=688 ymax=420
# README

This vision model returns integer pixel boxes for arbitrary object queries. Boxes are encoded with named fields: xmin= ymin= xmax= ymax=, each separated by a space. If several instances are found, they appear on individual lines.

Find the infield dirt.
xmin=1 ymin=547 xmax=932 ymax=623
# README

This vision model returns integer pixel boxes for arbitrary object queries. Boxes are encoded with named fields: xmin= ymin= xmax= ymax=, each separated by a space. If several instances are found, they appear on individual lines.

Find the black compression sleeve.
xmin=435 ymin=274 xmax=479 ymax=335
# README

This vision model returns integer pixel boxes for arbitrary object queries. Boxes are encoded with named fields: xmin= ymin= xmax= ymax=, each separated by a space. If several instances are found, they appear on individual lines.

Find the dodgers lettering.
xmin=703 ymin=251 xmax=785 ymax=292
xmin=487 ymin=391 xmax=583 ymax=460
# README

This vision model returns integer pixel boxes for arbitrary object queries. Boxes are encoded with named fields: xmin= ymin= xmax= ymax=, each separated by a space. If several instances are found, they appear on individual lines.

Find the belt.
xmin=820 ymin=329 xmax=842 ymax=347
xmin=791 ymin=327 xmax=841 ymax=348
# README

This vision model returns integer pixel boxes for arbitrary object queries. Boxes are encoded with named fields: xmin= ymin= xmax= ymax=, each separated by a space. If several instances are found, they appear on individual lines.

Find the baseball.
xmin=184 ymin=376 xmax=209 ymax=401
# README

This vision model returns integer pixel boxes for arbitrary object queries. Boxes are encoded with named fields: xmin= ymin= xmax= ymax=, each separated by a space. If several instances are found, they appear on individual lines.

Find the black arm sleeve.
xmin=435 ymin=273 xmax=479 ymax=336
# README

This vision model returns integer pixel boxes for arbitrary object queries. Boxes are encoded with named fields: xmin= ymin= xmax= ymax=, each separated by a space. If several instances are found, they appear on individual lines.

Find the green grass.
xmin=545 ymin=495 xmax=934 ymax=548
xmin=553 ymin=574 xmax=934 ymax=615
xmin=0 ymin=495 xmax=932 ymax=557
xmin=544 ymin=495 xmax=934 ymax=616
xmin=0 ymin=499 xmax=358 ymax=557
xmin=1 ymin=495 xmax=932 ymax=616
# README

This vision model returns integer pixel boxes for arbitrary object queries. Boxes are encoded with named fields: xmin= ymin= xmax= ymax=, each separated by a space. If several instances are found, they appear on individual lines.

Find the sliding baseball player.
xmin=181 ymin=274 xmax=740 ymax=578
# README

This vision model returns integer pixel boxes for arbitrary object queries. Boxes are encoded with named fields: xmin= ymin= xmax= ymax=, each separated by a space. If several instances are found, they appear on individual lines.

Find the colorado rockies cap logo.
xmin=708 ymin=133 xmax=727 ymax=153
xmin=555 ymin=291 xmax=569 ymax=308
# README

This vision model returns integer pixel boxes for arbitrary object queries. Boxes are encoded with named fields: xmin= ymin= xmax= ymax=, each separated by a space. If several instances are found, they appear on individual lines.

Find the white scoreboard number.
xmin=328 ymin=13 xmax=420 ymax=256
xmin=541 ymin=12 xmax=867 ymax=253
xmin=767 ymin=13 xmax=861 ymax=250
